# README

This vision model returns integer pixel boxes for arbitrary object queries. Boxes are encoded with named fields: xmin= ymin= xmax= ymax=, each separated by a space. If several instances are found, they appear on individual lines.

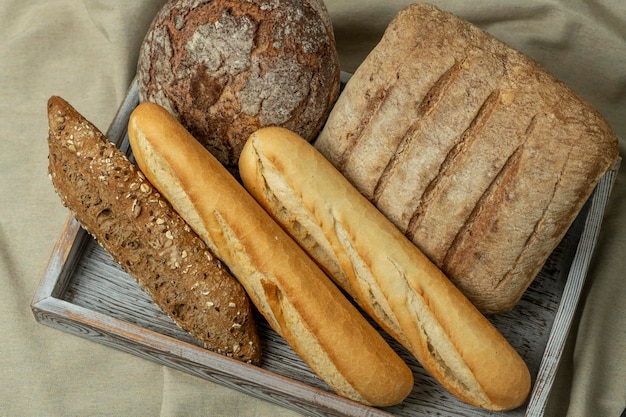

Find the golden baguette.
xmin=127 ymin=102 xmax=414 ymax=407
xmin=239 ymin=126 xmax=531 ymax=411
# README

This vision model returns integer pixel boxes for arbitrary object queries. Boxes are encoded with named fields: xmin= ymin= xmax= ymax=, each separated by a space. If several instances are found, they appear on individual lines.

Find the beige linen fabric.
xmin=0 ymin=0 xmax=623 ymax=416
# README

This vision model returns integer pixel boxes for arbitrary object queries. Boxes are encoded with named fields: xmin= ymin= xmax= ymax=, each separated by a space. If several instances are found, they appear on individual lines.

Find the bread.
xmin=240 ymin=126 xmax=532 ymax=411
xmin=127 ymin=101 xmax=414 ymax=407
xmin=315 ymin=3 xmax=620 ymax=313
xmin=46 ymin=96 xmax=261 ymax=365
xmin=136 ymin=0 xmax=340 ymax=175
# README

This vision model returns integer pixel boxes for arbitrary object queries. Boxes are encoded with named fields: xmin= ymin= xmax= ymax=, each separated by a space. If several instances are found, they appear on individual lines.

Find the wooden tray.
xmin=32 ymin=77 xmax=621 ymax=417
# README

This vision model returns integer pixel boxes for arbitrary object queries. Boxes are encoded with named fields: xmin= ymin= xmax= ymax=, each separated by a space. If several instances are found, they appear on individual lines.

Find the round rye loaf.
xmin=136 ymin=0 xmax=340 ymax=174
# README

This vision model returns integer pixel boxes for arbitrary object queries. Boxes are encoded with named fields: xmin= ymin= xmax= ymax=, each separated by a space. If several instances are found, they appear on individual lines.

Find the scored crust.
xmin=240 ymin=127 xmax=532 ymax=410
xmin=127 ymin=102 xmax=415 ymax=407
xmin=315 ymin=3 xmax=619 ymax=313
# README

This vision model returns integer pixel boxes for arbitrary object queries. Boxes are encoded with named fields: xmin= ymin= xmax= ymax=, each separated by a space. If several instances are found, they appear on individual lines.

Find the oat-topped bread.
xmin=315 ymin=3 xmax=620 ymax=313
xmin=47 ymin=96 xmax=261 ymax=364
xmin=136 ymin=0 xmax=340 ymax=175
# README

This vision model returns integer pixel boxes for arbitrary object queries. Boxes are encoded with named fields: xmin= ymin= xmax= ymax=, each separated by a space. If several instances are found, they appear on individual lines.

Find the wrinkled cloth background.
xmin=1 ymin=1 xmax=624 ymax=416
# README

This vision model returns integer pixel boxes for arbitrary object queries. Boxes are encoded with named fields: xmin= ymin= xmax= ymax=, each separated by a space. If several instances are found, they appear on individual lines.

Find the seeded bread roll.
xmin=136 ymin=0 xmax=340 ymax=174
xmin=315 ymin=3 xmax=620 ymax=313
xmin=47 ymin=96 xmax=261 ymax=364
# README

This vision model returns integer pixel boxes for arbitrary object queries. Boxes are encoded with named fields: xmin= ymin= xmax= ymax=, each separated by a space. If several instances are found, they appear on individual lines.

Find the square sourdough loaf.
xmin=315 ymin=2 xmax=619 ymax=313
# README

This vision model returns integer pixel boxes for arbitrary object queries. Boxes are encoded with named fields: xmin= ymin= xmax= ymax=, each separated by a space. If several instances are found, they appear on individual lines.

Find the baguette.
xmin=46 ymin=96 xmax=261 ymax=364
xmin=239 ymin=126 xmax=531 ymax=411
xmin=127 ymin=101 xmax=414 ymax=407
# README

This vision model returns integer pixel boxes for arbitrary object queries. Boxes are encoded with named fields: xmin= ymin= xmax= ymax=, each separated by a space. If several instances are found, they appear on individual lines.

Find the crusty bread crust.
xmin=127 ymin=101 xmax=414 ymax=407
xmin=240 ymin=126 xmax=531 ymax=411
xmin=136 ymin=0 xmax=340 ymax=174
xmin=47 ymin=96 xmax=261 ymax=364
xmin=315 ymin=3 xmax=620 ymax=313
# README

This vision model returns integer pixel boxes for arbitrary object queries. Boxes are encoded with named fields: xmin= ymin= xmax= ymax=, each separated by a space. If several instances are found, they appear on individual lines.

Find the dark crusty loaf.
xmin=47 ymin=96 xmax=261 ymax=364
xmin=136 ymin=0 xmax=340 ymax=174
xmin=315 ymin=3 xmax=620 ymax=313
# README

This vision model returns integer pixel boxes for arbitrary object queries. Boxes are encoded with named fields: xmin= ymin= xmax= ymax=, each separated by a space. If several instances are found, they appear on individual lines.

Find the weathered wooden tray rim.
xmin=32 ymin=76 xmax=622 ymax=417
